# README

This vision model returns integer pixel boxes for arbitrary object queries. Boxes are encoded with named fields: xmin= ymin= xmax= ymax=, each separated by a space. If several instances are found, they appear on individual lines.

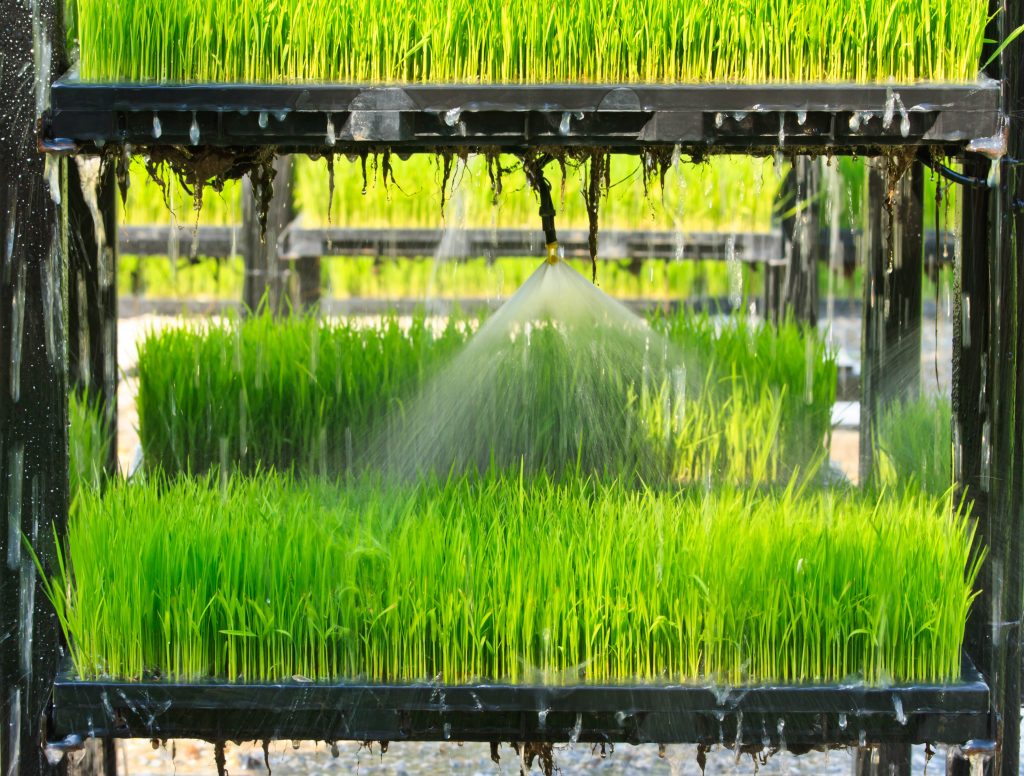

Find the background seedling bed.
xmin=42 ymin=77 xmax=1001 ymax=154
xmin=50 ymin=662 xmax=990 ymax=748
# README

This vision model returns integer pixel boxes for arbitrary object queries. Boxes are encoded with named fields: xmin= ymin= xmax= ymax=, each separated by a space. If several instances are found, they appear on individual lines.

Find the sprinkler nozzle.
xmin=524 ymin=155 xmax=559 ymax=264
xmin=546 ymin=242 xmax=560 ymax=265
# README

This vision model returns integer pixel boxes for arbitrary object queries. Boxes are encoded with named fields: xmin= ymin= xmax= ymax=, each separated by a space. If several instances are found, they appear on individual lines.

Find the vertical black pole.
xmin=242 ymin=155 xmax=295 ymax=315
xmin=0 ymin=2 xmax=70 ymax=776
xmin=949 ymin=1 xmax=1021 ymax=773
xmin=859 ymin=160 xmax=924 ymax=484
xmin=766 ymin=156 xmax=821 ymax=325
xmin=855 ymin=159 xmax=923 ymax=776
xmin=292 ymin=255 xmax=322 ymax=312
xmin=67 ymin=160 xmax=118 ymax=477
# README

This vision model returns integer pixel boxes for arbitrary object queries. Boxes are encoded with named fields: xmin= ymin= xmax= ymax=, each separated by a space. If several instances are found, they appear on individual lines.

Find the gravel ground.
xmin=110 ymin=738 xmax=1000 ymax=776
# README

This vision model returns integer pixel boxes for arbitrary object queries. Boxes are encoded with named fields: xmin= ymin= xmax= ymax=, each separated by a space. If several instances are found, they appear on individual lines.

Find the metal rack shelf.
xmin=48 ymin=662 xmax=990 ymax=749
xmin=121 ymin=225 xmax=958 ymax=268
xmin=42 ymin=72 xmax=1002 ymax=155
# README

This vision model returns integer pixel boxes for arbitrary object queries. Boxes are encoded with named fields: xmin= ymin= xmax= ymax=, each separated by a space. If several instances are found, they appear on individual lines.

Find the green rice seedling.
xmin=68 ymin=391 xmax=112 ymax=495
xmin=70 ymin=0 xmax=988 ymax=84
xmin=653 ymin=312 xmax=837 ymax=478
xmin=873 ymin=395 xmax=953 ymax=495
xmin=45 ymin=471 xmax=981 ymax=685
xmin=135 ymin=311 xmax=467 ymax=476
xmin=136 ymin=298 xmax=834 ymax=484
xmin=116 ymin=254 xmax=746 ymax=304
xmin=291 ymin=154 xmax=778 ymax=234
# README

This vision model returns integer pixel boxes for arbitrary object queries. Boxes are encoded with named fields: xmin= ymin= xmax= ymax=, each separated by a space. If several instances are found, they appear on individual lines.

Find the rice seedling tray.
xmin=42 ymin=72 xmax=1002 ymax=155
xmin=49 ymin=661 xmax=989 ymax=749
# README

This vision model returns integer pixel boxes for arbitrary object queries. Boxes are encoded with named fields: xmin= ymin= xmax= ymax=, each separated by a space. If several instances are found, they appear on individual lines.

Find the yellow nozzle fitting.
xmin=545 ymin=242 xmax=559 ymax=265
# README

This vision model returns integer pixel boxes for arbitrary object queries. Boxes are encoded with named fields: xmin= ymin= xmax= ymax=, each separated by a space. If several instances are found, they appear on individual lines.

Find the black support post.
xmin=858 ymin=159 xmax=924 ymax=483
xmin=0 ymin=1 xmax=71 ymax=775
xmin=855 ymin=159 xmax=923 ymax=776
xmin=292 ymin=255 xmax=322 ymax=312
xmin=765 ymin=156 xmax=821 ymax=325
xmin=67 ymin=160 xmax=118 ymax=477
xmin=242 ymin=155 xmax=295 ymax=314
xmin=949 ymin=0 xmax=1022 ymax=772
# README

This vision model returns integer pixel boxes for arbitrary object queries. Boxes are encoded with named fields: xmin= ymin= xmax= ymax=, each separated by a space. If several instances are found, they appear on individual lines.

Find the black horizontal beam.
xmin=49 ymin=665 xmax=990 ymax=749
xmin=121 ymin=224 xmax=960 ymax=268
xmin=281 ymin=227 xmax=783 ymax=262
xmin=42 ymin=73 xmax=1002 ymax=156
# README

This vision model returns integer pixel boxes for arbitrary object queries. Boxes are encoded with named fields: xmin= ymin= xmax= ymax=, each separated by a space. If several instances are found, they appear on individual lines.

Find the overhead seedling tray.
xmin=42 ymin=72 xmax=1003 ymax=156
xmin=49 ymin=662 xmax=990 ymax=750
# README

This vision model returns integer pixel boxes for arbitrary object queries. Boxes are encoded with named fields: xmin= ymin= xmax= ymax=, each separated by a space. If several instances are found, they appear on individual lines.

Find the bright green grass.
xmin=873 ymin=395 xmax=953 ymax=495
xmin=45 ymin=472 xmax=980 ymax=684
xmin=68 ymin=392 xmax=111 ymax=496
xmin=71 ymin=0 xmax=988 ymax=84
xmin=293 ymin=154 xmax=778 ymax=233
xmin=135 ymin=310 xmax=834 ymax=483
xmin=122 ymin=155 xmax=778 ymax=233
xmin=118 ymin=255 xmax=746 ymax=303
xmin=136 ymin=312 xmax=466 ymax=476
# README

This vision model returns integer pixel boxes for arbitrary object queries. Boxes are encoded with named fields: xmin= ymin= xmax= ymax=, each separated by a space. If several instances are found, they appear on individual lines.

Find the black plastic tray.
xmin=49 ymin=662 xmax=990 ymax=748
xmin=43 ymin=71 xmax=1002 ymax=155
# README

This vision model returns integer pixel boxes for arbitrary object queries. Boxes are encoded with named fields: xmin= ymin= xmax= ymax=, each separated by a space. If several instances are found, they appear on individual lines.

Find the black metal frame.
xmin=48 ymin=663 xmax=990 ymax=749
xmin=42 ymin=73 xmax=1002 ymax=156
xmin=2 ymin=5 xmax=1019 ymax=774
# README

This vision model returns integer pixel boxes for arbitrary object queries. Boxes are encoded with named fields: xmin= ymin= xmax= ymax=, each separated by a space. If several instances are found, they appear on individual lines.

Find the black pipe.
xmin=916 ymin=150 xmax=990 ymax=188
xmin=523 ymin=155 xmax=558 ymax=257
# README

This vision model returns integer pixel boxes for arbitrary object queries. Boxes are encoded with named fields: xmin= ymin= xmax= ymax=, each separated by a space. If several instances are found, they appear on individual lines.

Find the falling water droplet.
xmin=796 ymin=109 xmax=807 ymax=125
xmin=45 ymin=154 xmax=61 ymax=205
xmin=152 ymin=113 xmax=163 ymax=139
xmin=569 ymin=713 xmax=582 ymax=744
xmin=189 ymin=113 xmax=200 ymax=145
xmin=838 ymin=713 xmax=848 ymax=730
xmin=726 ymin=235 xmax=741 ymax=309
xmin=258 ymin=111 xmax=269 ymax=129
xmin=883 ymin=88 xmax=895 ymax=129
xmin=559 ymin=111 xmax=573 ymax=135
xmin=7 ymin=442 xmax=24 ymax=570
xmin=444 ymin=107 xmax=463 ymax=127
xmin=326 ymin=115 xmax=336 ymax=146
xmin=987 ymin=159 xmax=1000 ymax=188
xmin=714 ymin=112 xmax=724 ymax=128
xmin=777 ymin=114 xmax=786 ymax=146
xmin=892 ymin=694 xmax=907 ymax=725
xmin=9 ymin=261 xmax=26 ymax=402
xmin=848 ymin=112 xmax=862 ymax=131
